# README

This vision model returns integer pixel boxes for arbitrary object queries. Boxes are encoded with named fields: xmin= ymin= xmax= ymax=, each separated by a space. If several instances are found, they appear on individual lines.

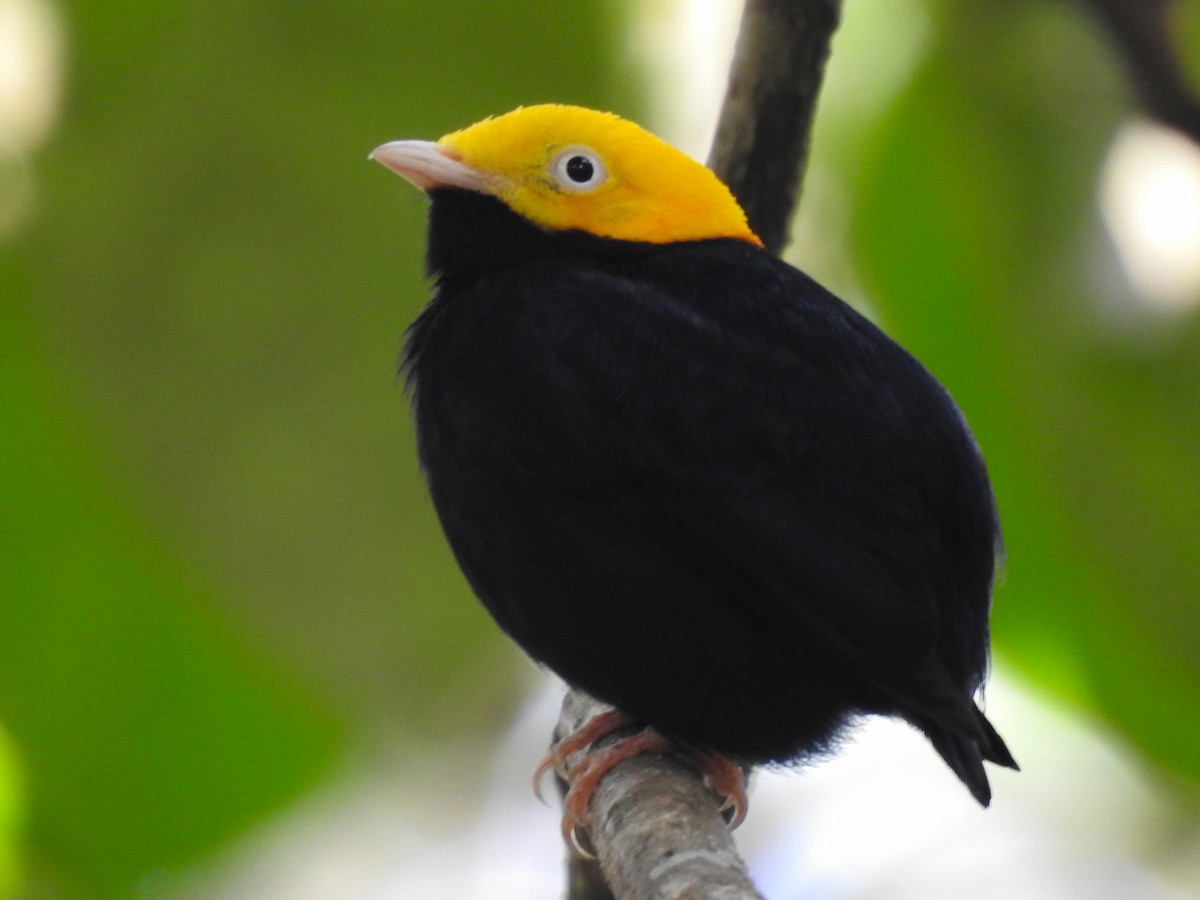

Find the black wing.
xmin=408 ymin=239 xmax=1009 ymax=788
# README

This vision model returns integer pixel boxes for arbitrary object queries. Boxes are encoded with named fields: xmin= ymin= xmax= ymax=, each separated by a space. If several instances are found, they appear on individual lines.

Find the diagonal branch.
xmin=1077 ymin=0 xmax=1200 ymax=142
xmin=709 ymin=0 xmax=845 ymax=255
xmin=561 ymin=2 xmax=844 ymax=896
xmin=558 ymin=692 xmax=763 ymax=900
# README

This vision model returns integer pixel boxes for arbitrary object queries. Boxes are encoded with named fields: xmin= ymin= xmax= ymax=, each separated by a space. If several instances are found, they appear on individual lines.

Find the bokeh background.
xmin=2 ymin=0 xmax=1199 ymax=896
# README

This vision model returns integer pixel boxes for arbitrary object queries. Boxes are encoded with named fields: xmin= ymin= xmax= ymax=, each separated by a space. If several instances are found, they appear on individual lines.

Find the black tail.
xmin=975 ymin=705 xmax=1018 ymax=769
xmin=927 ymin=706 xmax=1018 ymax=807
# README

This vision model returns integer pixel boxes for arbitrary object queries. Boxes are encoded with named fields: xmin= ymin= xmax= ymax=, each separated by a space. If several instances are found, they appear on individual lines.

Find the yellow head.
xmin=371 ymin=104 xmax=762 ymax=248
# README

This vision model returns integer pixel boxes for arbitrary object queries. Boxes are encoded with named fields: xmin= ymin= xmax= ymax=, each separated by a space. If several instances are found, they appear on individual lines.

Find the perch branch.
xmin=1078 ymin=0 xmax=1200 ymax=142
xmin=708 ymin=0 xmax=845 ymax=255
xmin=561 ymin=1 xmax=844 ymax=896
xmin=557 ymin=692 xmax=764 ymax=900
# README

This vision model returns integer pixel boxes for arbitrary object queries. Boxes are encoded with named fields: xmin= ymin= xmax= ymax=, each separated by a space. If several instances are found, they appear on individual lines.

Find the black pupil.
xmin=565 ymin=155 xmax=594 ymax=183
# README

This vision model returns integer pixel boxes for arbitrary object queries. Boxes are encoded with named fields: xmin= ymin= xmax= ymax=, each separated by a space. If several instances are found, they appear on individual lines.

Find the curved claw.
xmin=567 ymin=823 xmax=597 ymax=860
xmin=691 ymin=752 xmax=749 ymax=831
xmin=714 ymin=781 xmax=748 ymax=830
xmin=532 ymin=753 xmax=557 ymax=805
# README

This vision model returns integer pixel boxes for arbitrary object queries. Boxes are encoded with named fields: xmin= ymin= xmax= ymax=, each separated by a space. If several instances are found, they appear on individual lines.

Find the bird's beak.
xmin=369 ymin=140 xmax=490 ymax=193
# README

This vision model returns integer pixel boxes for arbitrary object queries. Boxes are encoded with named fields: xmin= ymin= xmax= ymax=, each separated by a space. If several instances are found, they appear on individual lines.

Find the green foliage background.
xmin=0 ymin=0 xmax=1196 ymax=895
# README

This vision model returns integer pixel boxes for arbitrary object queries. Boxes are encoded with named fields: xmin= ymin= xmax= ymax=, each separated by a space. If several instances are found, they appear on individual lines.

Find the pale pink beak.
xmin=369 ymin=140 xmax=490 ymax=193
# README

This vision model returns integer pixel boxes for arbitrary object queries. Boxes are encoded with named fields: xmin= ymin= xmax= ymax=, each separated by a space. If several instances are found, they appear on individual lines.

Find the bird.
xmin=370 ymin=104 xmax=1017 ymax=842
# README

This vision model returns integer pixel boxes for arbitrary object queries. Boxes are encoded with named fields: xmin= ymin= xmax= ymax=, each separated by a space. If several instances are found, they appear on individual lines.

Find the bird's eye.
xmin=566 ymin=156 xmax=593 ymax=182
xmin=551 ymin=147 xmax=607 ymax=192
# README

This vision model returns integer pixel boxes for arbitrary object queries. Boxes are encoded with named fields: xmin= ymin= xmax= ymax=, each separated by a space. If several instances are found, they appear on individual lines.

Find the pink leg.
xmin=673 ymin=744 xmax=749 ymax=829
xmin=533 ymin=711 xmax=751 ymax=854
xmin=532 ymin=708 xmax=637 ymax=801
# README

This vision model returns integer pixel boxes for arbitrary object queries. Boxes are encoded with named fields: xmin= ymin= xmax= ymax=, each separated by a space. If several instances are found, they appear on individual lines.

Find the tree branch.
xmin=556 ymin=692 xmax=764 ymax=900
xmin=708 ymin=0 xmax=845 ymax=255
xmin=1077 ymin=0 xmax=1200 ymax=142
xmin=560 ymin=2 xmax=844 ymax=896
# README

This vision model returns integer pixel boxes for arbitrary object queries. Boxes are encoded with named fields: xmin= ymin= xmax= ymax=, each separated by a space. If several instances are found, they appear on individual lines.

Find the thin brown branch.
xmin=561 ymin=3 xmax=844 ymax=896
xmin=708 ymin=0 xmax=845 ymax=255
xmin=557 ymin=692 xmax=765 ymax=900
xmin=1077 ymin=0 xmax=1200 ymax=142
xmin=567 ymin=851 xmax=617 ymax=900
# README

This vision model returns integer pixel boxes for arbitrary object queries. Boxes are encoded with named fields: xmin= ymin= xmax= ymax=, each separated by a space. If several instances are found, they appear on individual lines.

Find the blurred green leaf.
xmin=851 ymin=2 xmax=1200 ymax=790
xmin=2 ymin=0 xmax=624 ymax=893
xmin=31 ymin=0 xmax=626 ymax=733
xmin=0 ymin=272 xmax=342 ymax=895
xmin=0 ymin=725 xmax=22 ymax=899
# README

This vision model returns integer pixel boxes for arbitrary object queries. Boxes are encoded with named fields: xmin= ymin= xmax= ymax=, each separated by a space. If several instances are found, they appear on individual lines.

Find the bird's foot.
xmin=687 ymin=746 xmax=750 ymax=830
xmin=534 ymin=711 xmax=750 ymax=856
xmin=532 ymin=708 xmax=637 ymax=801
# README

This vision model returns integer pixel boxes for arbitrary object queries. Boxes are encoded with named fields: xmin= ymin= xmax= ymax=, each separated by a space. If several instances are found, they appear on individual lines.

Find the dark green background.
xmin=1 ymin=0 xmax=1197 ymax=895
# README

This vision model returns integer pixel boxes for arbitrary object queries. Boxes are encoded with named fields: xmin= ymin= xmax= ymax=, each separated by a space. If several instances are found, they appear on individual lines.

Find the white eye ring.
xmin=550 ymin=146 xmax=607 ymax=192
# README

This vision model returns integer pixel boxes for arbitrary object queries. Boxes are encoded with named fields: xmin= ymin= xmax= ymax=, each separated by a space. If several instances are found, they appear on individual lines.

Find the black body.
xmin=405 ymin=189 xmax=1016 ymax=803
